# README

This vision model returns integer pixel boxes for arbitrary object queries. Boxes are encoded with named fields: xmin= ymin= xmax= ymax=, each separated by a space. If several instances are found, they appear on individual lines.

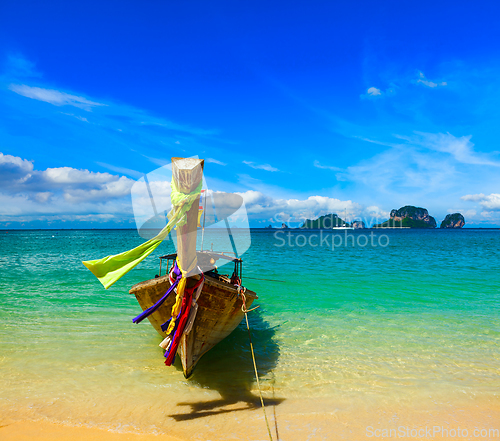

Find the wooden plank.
xmin=171 ymin=157 xmax=204 ymax=281
xmin=171 ymin=157 xmax=204 ymax=376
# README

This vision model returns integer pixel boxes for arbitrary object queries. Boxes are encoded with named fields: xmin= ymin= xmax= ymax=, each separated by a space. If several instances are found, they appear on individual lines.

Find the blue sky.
xmin=1 ymin=0 xmax=500 ymax=228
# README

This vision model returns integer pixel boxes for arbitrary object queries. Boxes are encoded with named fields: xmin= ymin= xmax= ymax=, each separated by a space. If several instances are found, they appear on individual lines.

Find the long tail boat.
xmin=129 ymin=157 xmax=257 ymax=378
xmin=83 ymin=157 xmax=257 ymax=378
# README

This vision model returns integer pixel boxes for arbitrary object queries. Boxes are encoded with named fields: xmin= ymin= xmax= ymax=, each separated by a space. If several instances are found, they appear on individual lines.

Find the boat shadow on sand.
xmin=169 ymin=309 xmax=285 ymax=421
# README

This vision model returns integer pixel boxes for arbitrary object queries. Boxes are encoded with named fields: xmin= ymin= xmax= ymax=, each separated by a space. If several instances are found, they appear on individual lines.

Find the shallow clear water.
xmin=0 ymin=229 xmax=499 ymax=437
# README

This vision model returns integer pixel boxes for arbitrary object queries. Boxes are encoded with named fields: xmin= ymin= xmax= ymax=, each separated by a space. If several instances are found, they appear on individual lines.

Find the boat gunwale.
xmin=128 ymin=272 xmax=258 ymax=299
xmin=160 ymin=250 xmax=242 ymax=263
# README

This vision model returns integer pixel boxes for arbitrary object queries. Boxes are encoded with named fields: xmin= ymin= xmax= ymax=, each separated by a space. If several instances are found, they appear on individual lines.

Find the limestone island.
xmin=351 ymin=220 xmax=366 ymax=229
xmin=374 ymin=206 xmax=437 ymax=228
xmin=440 ymin=213 xmax=465 ymax=229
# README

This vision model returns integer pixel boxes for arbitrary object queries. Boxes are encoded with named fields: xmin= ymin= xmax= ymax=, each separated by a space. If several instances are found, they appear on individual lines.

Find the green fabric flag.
xmin=82 ymin=179 xmax=202 ymax=289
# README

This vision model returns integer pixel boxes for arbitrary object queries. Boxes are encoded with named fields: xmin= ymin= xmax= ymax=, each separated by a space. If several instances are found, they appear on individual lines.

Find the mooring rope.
xmin=239 ymin=288 xmax=274 ymax=441
xmin=243 ymin=276 xmax=286 ymax=283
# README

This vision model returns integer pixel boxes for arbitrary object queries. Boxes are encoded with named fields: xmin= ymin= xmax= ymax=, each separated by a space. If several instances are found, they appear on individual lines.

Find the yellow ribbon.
xmin=165 ymin=256 xmax=198 ymax=335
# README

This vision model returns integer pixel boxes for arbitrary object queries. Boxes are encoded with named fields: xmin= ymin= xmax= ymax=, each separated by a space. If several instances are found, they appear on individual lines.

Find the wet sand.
xmin=2 ymin=400 xmax=499 ymax=441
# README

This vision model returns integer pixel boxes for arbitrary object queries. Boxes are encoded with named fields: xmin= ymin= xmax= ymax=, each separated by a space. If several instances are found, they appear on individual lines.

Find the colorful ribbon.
xmin=132 ymin=262 xmax=182 ymax=324
xmin=82 ymin=179 xmax=202 ymax=289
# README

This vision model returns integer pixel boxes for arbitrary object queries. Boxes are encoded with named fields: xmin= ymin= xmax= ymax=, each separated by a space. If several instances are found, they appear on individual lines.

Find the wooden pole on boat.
xmin=171 ymin=157 xmax=204 ymax=283
xmin=170 ymin=157 xmax=204 ymax=376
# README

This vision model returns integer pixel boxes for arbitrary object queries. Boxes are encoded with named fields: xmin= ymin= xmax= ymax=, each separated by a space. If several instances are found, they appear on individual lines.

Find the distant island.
xmin=300 ymin=214 xmax=366 ymax=229
xmin=301 ymin=213 xmax=349 ymax=229
xmin=351 ymin=220 xmax=366 ymax=229
xmin=268 ymin=206 xmax=465 ymax=229
xmin=265 ymin=223 xmax=290 ymax=229
xmin=440 ymin=213 xmax=465 ymax=229
xmin=374 ymin=206 xmax=437 ymax=228
xmin=374 ymin=206 xmax=466 ymax=229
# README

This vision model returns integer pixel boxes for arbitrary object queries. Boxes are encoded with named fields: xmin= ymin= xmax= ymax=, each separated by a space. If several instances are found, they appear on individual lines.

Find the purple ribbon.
xmin=132 ymin=262 xmax=181 ymax=324
xmin=163 ymin=316 xmax=182 ymax=360
xmin=160 ymin=310 xmax=182 ymax=333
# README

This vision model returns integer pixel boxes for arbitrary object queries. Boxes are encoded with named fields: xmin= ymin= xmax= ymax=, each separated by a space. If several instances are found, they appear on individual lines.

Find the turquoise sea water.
xmin=0 ymin=229 xmax=499 ymax=438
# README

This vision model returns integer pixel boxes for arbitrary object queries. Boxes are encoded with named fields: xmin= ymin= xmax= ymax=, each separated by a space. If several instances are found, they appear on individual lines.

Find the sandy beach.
xmin=0 ymin=422 xmax=184 ymax=441
xmin=2 ymin=398 xmax=499 ymax=440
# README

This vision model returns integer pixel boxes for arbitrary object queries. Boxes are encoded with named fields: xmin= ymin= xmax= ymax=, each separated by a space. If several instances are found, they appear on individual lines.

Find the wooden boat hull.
xmin=129 ymin=273 xmax=257 ymax=378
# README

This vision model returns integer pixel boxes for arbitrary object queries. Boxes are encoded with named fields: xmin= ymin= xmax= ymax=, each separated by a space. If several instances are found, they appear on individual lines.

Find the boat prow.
xmin=129 ymin=269 xmax=258 ymax=378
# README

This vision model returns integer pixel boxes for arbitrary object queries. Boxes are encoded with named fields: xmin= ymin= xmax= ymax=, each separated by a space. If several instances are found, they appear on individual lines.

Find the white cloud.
xmin=62 ymin=176 xmax=133 ymax=203
xmin=4 ymin=60 xmax=221 ymax=171
xmin=207 ymin=158 xmax=227 ymax=166
xmin=8 ymin=84 xmax=105 ymax=111
xmin=235 ymin=190 xmax=385 ymax=226
xmin=367 ymin=87 xmax=381 ymax=96
xmin=5 ymin=54 xmax=42 ymax=78
xmin=0 ymin=152 xmax=34 ymax=184
xmin=361 ymin=87 xmax=385 ymax=100
xmin=327 ymin=131 xmax=500 ymax=225
xmin=0 ymin=153 xmax=135 ymax=215
xmin=139 ymin=119 xmax=217 ymax=137
xmin=34 ymin=192 xmax=52 ymax=203
xmin=313 ymin=160 xmax=343 ymax=171
xmin=417 ymin=72 xmax=447 ymax=88
xmin=337 ymin=142 xmax=456 ymax=193
xmin=461 ymin=193 xmax=500 ymax=211
xmin=340 ymin=132 xmax=500 ymax=197
xmin=365 ymin=205 xmax=391 ymax=219
xmin=60 ymin=113 xmax=89 ymax=122
xmin=96 ymin=162 xmax=144 ymax=179
xmin=408 ymin=132 xmax=500 ymax=167
xmin=0 ymin=212 xmax=132 ymax=226
xmin=354 ymin=137 xmax=397 ymax=148
xmin=0 ymin=190 xmax=132 ymax=217
xmin=242 ymin=161 xmax=279 ymax=172
xmin=41 ymin=167 xmax=119 ymax=185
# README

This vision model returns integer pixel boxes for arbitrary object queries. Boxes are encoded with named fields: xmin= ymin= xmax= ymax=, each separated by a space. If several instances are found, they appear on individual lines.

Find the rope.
xmin=201 ymin=189 xmax=207 ymax=251
xmin=243 ymin=276 xmax=286 ymax=283
xmin=239 ymin=288 xmax=274 ymax=441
